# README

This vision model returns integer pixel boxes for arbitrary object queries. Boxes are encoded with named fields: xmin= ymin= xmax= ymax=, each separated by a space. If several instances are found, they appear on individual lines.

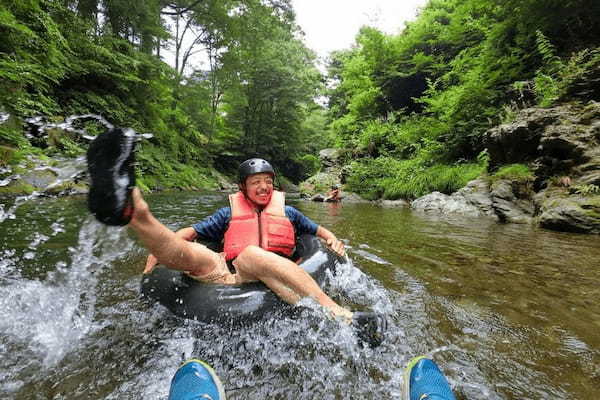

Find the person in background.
xmin=325 ymin=184 xmax=341 ymax=202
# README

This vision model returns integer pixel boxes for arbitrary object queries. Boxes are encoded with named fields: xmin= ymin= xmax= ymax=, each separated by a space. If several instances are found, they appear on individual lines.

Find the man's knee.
xmin=235 ymin=245 xmax=263 ymax=270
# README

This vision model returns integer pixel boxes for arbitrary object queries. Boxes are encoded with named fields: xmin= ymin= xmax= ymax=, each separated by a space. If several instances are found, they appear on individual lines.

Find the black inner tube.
xmin=140 ymin=234 xmax=339 ymax=323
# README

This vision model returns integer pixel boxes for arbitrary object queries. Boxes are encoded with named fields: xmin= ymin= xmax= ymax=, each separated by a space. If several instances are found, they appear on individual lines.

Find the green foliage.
xmin=345 ymin=156 xmax=485 ymax=200
xmin=491 ymin=164 xmax=534 ymax=182
xmin=326 ymin=0 xmax=599 ymax=200
xmin=571 ymin=184 xmax=600 ymax=196
xmin=0 ymin=145 xmax=24 ymax=166
xmin=533 ymin=31 xmax=563 ymax=106
xmin=0 ymin=0 xmax=324 ymax=188
xmin=296 ymin=154 xmax=321 ymax=177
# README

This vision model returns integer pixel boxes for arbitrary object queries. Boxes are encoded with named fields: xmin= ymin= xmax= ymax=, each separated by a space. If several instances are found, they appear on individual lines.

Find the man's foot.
xmin=351 ymin=311 xmax=387 ymax=348
xmin=87 ymin=127 xmax=136 ymax=226
xmin=403 ymin=356 xmax=456 ymax=400
xmin=169 ymin=359 xmax=226 ymax=400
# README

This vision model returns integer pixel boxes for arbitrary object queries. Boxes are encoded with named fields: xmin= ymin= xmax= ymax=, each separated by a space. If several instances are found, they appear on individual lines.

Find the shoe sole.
xmin=87 ymin=128 xmax=136 ymax=225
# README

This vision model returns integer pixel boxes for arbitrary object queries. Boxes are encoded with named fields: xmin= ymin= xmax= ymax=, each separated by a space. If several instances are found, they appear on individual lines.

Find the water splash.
xmin=0 ymin=191 xmax=42 ymax=223
xmin=0 ymin=216 xmax=135 ymax=391
xmin=326 ymin=256 xmax=394 ymax=314
xmin=25 ymin=114 xmax=114 ymax=141
xmin=25 ymin=114 xmax=153 ymax=142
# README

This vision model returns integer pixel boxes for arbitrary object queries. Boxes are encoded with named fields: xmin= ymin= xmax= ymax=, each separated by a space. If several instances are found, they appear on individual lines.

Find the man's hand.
xmin=326 ymin=237 xmax=346 ymax=257
xmin=143 ymin=254 xmax=158 ymax=274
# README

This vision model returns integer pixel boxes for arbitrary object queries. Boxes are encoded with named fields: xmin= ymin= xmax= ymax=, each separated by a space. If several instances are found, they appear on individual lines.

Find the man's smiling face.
xmin=242 ymin=173 xmax=274 ymax=207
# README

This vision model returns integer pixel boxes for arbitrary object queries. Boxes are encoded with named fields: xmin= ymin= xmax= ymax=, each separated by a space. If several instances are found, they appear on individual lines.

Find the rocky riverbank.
xmin=303 ymin=101 xmax=600 ymax=234
xmin=412 ymin=101 xmax=600 ymax=234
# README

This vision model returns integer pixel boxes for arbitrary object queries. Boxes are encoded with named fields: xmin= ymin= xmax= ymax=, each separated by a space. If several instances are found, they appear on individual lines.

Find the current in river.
xmin=0 ymin=191 xmax=599 ymax=399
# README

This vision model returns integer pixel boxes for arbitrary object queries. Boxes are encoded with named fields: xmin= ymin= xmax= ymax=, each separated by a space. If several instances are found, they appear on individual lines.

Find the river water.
xmin=0 ymin=191 xmax=598 ymax=399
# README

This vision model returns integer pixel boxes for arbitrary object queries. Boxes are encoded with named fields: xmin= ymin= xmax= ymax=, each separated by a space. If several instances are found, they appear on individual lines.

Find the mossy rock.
xmin=537 ymin=193 xmax=600 ymax=234
xmin=0 ymin=146 xmax=23 ymax=166
xmin=21 ymin=168 xmax=58 ymax=190
xmin=300 ymin=172 xmax=340 ymax=196
xmin=0 ymin=181 xmax=35 ymax=195
xmin=45 ymin=181 xmax=89 ymax=195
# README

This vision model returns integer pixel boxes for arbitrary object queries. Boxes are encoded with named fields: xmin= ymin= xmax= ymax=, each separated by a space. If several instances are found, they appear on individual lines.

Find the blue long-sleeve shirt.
xmin=192 ymin=206 xmax=318 ymax=243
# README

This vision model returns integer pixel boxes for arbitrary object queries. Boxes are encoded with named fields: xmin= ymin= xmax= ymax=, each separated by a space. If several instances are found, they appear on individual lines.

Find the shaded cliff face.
xmin=411 ymin=101 xmax=600 ymax=234
xmin=485 ymin=102 xmax=600 ymax=233
xmin=485 ymin=102 xmax=600 ymax=188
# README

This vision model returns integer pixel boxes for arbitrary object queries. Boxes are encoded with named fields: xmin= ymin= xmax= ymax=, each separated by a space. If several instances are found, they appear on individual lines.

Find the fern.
xmin=535 ymin=30 xmax=562 ymax=73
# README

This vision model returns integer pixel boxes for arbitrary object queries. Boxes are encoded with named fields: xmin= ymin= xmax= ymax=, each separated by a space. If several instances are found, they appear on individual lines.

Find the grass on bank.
xmin=345 ymin=156 xmax=486 ymax=200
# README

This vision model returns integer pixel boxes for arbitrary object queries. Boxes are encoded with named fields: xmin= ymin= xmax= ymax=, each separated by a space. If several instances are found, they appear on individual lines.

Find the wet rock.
xmin=311 ymin=193 xmax=325 ymax=202
xmin=340 ymin=192 xmax=370 ymax=203
xmin=411 ymin=191 xmax=489 ymax=218
xmin=21 ymin=168 xmax=59 ymax=190
xmin=376 ymin=199 xmax=410 ymax=208
xmin=455 ymin=179 xmax=496 ymax=216
xmin=490 ymin=180 xmax=534 ymax=224
xmin=319 ymin=148 xmax=342 ymax=168
xmin=535 ymin=189 xmax=600 ymax=234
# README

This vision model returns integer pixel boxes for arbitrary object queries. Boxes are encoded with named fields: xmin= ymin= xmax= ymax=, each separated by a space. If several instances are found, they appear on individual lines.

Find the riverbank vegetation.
xmin=1 ymin=0 xmax=599 ymax=196
xmin=328 ymin=0 xmax=600 ymax=199
xmin=0 ymin=0 xmax=326 ymax=189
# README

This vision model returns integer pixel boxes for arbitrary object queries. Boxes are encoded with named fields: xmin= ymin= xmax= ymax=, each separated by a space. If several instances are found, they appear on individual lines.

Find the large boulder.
xmin=411 ymin=177 xmax=539 ymax=225
xmin=535 ymin=188 xmax=600 ymax=234
xmin=318 ymin=148 xmax=342 ymax=168
xmin=489 ymin=180 xmax=535 ymax=224
xmin=485 ymin=102 xmax=600 ymax=180
xmin=411 ymin=190 xmax=493 ymax=218
xmin=478 ymin=101 xmax=600 ymax=232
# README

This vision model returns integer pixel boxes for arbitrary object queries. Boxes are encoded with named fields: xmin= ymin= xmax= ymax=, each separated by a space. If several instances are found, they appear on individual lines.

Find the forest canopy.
xmin=327 ymin=0 xmax=600 ymax=199
xmin=1 ymin=0 xmax=599 ymax=194
xmin=0 ymin=0 xmax=326 ymax=187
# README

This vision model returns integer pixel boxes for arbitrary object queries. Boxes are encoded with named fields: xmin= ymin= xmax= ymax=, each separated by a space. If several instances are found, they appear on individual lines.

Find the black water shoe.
xmin=87 ymin=127 xmax=136 ymax=226
xmin=352 ymin=311 xmax=387 ymax=348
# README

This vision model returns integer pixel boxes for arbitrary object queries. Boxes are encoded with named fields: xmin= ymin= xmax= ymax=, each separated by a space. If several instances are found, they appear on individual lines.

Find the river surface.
xmin=0 ymin=192 xmax=599 ymax=399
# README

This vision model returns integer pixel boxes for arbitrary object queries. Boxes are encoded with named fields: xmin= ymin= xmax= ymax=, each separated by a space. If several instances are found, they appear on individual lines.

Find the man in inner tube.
xmin=143 ymin=158 xmax=354 ymax=315
xmin=87 ymin=130 xmax=385 ymax=347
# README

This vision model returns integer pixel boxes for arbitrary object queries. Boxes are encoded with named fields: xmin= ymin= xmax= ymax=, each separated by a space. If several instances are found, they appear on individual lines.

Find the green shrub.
xmin=296 ymin=154 xmax=321 ymax=177
xmin=345 ymin=156 xmax=485 ymax=200
xmin=491 ymin=164 xmax=534 ymax=182
xmin=571 ymin=184 xmax=600 ymax=196
xmin=384 ymin=162 xmax=484 ymax=200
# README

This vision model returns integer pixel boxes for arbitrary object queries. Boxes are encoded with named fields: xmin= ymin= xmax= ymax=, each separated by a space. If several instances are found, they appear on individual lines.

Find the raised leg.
xmin=127 ymin=188 xmax=218 ymax=276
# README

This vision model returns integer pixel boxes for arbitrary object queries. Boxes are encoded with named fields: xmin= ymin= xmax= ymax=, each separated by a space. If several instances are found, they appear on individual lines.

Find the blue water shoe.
xmin=168 ymin=359 xmax=226 ymax=400
xmin=403 ymin=356 xmax=456 ymax=400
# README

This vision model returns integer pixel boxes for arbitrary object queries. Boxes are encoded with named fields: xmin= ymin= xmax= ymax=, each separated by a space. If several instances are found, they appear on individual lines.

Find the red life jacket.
xmin=223 ymin=190 xmax=296 ymax=260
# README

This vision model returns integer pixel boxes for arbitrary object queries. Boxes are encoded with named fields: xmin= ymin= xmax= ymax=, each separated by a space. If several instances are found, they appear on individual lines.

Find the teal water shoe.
xmin=168 ymin=359 xmax=226 ymax=400
xmin=403 ymin=356 xmax=456 ymax=400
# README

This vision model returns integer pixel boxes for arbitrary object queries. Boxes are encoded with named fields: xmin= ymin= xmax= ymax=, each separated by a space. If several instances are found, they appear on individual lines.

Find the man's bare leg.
xmin=127 ymin=188 xmax=216 ymax=275
xmin=234 ymin=245 xmax=353 ymax=320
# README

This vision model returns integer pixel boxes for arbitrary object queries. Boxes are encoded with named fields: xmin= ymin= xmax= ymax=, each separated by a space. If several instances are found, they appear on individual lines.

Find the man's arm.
xmin=143 ymin=227 xmax=198 ymax=273
xmin=286 ymin=206 xmax=346 ymax=257
xmin=316 ymin=226 xmax=346 ymax=257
